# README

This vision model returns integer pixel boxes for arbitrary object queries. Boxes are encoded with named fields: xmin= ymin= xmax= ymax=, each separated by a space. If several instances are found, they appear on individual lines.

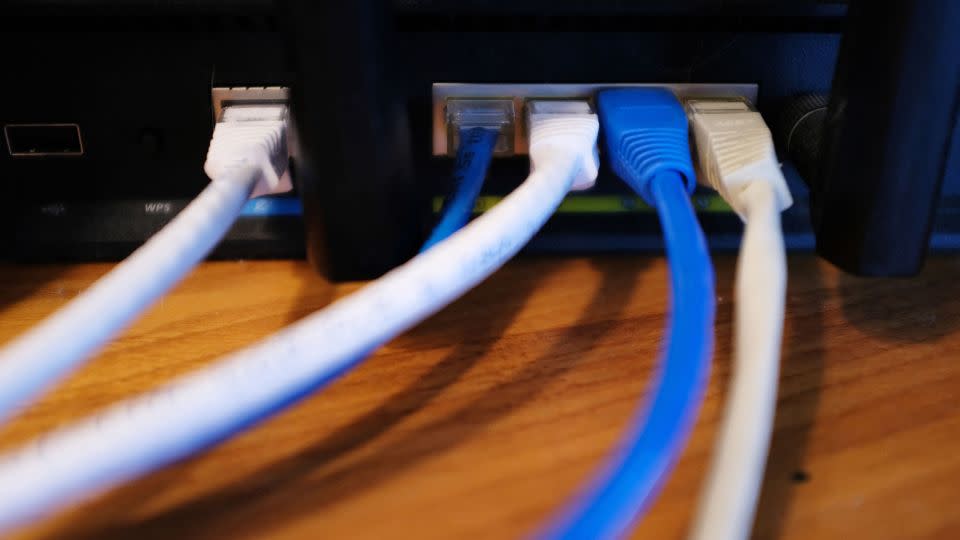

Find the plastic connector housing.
xmin=686 ymin=98 xmax=792 ymax=218
xmin=444 ymin=99 xmax=515 ymax=156
xmin=526 ymin=100 xmax=600 ymax=191
xmin=204 ymin=103 xmax=291 ymax=198
xmin=596 ymin=88 xmax=696 ymax=203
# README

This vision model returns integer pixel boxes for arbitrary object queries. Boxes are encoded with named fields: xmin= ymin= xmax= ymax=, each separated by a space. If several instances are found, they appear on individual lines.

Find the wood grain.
xmin=1 ymin=255 xmax=959 ymax=539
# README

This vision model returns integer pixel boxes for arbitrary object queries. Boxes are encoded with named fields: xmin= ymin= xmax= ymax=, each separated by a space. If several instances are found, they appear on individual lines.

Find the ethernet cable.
xmin=541 ymin=88 xmax=715 ymax=540
xmin=0 ymin=104 xmax=292 ymax=424
xmin=421 ymin=122 xmax=499 ymax=251
xmin=686 ymin=98 xmax=792 ymax=540
xmin=0 ymin=100 xmax=600 ymax=531
xmin=423 ymin=99 xmax=519 ymax=252
xmin=314 ymin=117 xmax=504 ymax=426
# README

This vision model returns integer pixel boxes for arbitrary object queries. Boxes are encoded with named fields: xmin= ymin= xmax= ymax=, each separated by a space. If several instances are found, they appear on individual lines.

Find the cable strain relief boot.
xmin=203 ymin=104 xmax=291 ymax=198
xmin=687 ymin=98 xmax=793 ymax=218
xmin=596 ymin=88 xmax=696 ymax=204
xmin=526 ymin=100 xmax=601 ymax=191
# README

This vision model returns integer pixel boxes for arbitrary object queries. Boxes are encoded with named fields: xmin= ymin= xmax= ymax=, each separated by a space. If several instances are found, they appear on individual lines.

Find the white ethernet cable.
xmin=0 ymin=101 xmax=600 ymax=531
xmin=0 ymin=104 xmax=292 ymax=424
xmin=686 ymin=98 xmax=792 ymax=540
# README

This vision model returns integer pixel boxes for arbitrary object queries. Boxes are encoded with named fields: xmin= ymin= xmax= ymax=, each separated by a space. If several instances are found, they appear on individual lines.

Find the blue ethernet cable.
xmin=541 ymin=88 xmax=716 ymax=539
xmin=421 ymin=127 xmax=498 ymax=252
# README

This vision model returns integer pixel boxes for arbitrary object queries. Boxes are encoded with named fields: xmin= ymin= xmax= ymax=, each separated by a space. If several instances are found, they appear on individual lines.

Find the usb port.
xmin=4 ymin=124 xmax=84 ymax=157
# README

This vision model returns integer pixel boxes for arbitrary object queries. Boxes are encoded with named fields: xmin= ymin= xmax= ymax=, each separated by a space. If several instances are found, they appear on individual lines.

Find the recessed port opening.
xmin=211 ymin=87 xmax=290 ymax=122
xmin=432 ymin=83 xmax=758 ymax=156
xmin=4 ymin=124 xmax=84 ymax=157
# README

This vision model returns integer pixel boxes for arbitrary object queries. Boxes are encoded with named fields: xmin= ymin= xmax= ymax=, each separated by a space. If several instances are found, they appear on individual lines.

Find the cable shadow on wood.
xmin=64 ymin=257 xmax=646 ymax=539
xmin=47 ymin=257 xmax=591 ymax=539
xmin=838 ymin=256 xmax=960 ymax=343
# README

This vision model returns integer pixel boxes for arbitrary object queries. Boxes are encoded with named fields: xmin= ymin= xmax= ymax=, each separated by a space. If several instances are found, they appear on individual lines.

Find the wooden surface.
xmin=1 ymin=255 xmax=959 ymax=539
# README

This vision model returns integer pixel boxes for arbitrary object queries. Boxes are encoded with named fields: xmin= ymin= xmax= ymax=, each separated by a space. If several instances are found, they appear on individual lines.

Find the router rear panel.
xmin=2 ymin=1 xmax=958 ymax=278
xmin=0 ymin=3 xmax=297 ymax=259
xmin=5 ymin=4 xmax=960 ymax=536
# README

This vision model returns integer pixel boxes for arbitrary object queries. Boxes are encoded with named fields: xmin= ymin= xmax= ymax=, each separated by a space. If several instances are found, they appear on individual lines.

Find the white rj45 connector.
xmin=687 ymin=98 xmax=792 ymax=218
